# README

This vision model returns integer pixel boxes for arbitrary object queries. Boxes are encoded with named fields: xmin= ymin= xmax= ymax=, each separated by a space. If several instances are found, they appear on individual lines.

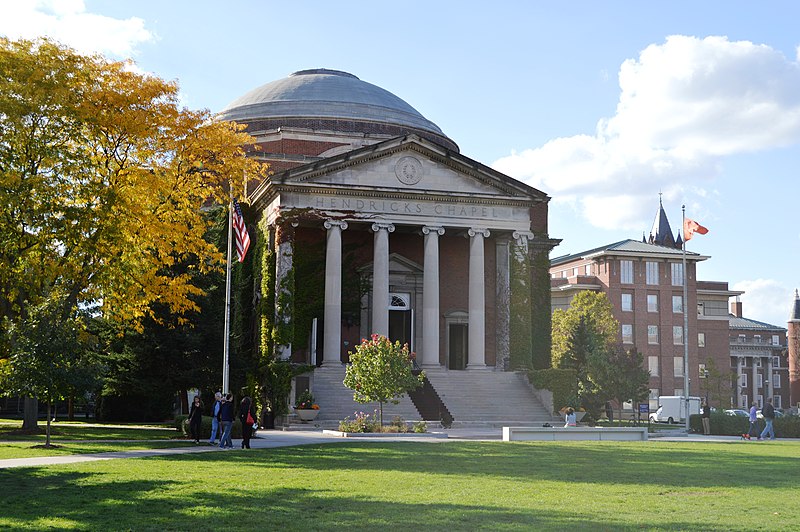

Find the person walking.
xmin=759 ymin=398 xmax=776 ymax=441
xmin=187 ymin=395 xmax=203 ymax=444
xmin=239 ymin=396 xmax=256 ymax=449
xmin=746 ymin=402 xmax=758 ymax=440
xmin=700 ymin=400 xmax=711 ymax=435
xmin=208 ymin=392 xmax=222 ymax=445
xmin=218 ymin=393 xmax=235 ymax=449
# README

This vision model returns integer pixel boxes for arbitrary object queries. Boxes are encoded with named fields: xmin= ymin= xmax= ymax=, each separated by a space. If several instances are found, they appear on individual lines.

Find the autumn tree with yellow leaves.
xmin=0 ymin=38 xmax=267 ymax=427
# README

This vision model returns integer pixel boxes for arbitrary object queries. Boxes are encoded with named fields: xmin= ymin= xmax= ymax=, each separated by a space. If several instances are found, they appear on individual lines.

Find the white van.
xmin=649 ymin=396 xmax=701 ymax=424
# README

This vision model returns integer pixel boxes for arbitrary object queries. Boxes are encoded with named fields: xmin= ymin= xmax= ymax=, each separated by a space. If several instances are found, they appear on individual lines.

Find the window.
xmin=699 ymin=300 xmax=728 ymax=316
xmin=672 ymin=295 xmax=683 ymax=313
xmin=620 ymin=260 xmax=633 ymax=284
xmin=774 ymin=396 xmax=782 ymax=409
xmin=572 ymin=267 xmax=579 ymax=277
xmin=772 ymin=356 xmax=780 ymax=368
xmin=671 ymin=263 xmax=684 ymax=286
xmin=648 ymin=326 xmax=659 ymax=344
xmin=674 ymin=388 xmax=684 ymax=397
xmin=698 ymin=332 xmax=705 ymax=348
xmin=673 ymin=326 xmax=683 ymax=345
xmin=621 ymin=293 xmax=633 ymax=311
xmin=739 ymin=395 xmax=748 ymax=409
xmin=585 ymin=264 xmax=592 ymax=275
xmin=773 ymin=373 xmax=781 ymax=389
xmin=772 ymin=335 xmax=780 ymax=345
xmin=646 ymin=261 xmax=659 ymax=285
xmin=740 ymin=373 xmax=748 ymax=388
xmin=647 ymin=294 xmax=658 ymax=312
xmin=561 ymin=270 xmax=567 ymax=278
xmin=649 ymin=388 xmax=660 ymax=400
xmin=738 ymin=334 xmax=746 ymax=344
xmin=756 ymin=395 xmax=763 ymax=409
xmin=754 ymin=335 xmax=762 ymax=345
xmin=648 ymin=356 xmax=659 ymax=376
xmin=622 ymin=324 xmax=633 ymax=344
xmin=756 ymin=373 xmax=763 ymax=388
xmin=673 ymin=356 xmax=684 ymax=377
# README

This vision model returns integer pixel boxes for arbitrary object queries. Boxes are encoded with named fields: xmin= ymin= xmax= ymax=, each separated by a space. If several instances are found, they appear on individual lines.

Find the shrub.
xmin=529 ymin=368 xmax=577 ymax=414
xmin=388 ymin=416 xmax=410 ymax=433
xmin=338 ymin=410 xmax=381 ymax=433
xmin=413 ymin=421 xmax=427 ymax=433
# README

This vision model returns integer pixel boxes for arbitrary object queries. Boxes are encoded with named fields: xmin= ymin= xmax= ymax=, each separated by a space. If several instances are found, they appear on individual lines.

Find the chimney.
xmin=731 ymin=297 xmax=743 ymax=318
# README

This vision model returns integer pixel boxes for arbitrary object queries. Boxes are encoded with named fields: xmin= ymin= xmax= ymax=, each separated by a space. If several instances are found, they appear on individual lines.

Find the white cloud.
xmin=0 ymin=0 xmax=154 ymax=58
xmin=733 ymin=278 xmax=794 ymax=327
xmin=494 ymin=35 xmax=800 ymax=230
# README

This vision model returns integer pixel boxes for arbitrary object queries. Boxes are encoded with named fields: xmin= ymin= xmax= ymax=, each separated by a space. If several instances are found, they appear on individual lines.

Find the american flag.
xmin=232 ymin=199 xmax=251 ymax=262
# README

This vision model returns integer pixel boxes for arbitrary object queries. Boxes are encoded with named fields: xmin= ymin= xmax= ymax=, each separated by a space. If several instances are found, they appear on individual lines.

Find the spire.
xmin=648 ymin=195 xmax=677 ymax=247
xmin=791 ymin=289 xmax=800 ymax=322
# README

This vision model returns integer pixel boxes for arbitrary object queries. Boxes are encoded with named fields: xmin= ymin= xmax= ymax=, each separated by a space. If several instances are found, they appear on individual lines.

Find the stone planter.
xmin=294 ymin=408 xmax=320 ymax=422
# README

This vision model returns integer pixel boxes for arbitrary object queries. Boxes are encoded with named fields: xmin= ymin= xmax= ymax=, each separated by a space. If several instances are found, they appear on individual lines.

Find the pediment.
xmin=265 ymin=135 xmax=547 ymax=203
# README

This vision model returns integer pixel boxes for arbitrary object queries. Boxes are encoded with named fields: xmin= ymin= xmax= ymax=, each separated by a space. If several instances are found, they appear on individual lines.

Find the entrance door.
xmin=389 ymin=310 xmax=412 ymax=348
xmin=448 ymin=323 xmax=468 ymax=370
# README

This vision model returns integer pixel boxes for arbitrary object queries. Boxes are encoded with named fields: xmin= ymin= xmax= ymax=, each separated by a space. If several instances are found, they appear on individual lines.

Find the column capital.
xmin=422 ymin=225 xmax=445 ymax=236
xmin=324 ymin=219 xmax=348 ymax=231
xmin=512 ymin=230 xmax=535 ymax=245
xmin=468 ymin=227 xmax=490 ymax=238
xmin=371 ymin=222 xmax=395 ymax=233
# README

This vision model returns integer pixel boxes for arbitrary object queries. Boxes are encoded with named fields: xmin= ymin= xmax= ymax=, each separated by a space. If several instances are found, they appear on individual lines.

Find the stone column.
xmin=467 ymin=228 xmax=490 ymax=370
xmin=371 ymin=222 xmax=394 ymax=337
xmin=323 ymin=220 xmax=347 ymax=366
xmin=766 ymin=357 xmax=773 ymax=402
xmin=421 ymin=226 xmax=444 ymax=368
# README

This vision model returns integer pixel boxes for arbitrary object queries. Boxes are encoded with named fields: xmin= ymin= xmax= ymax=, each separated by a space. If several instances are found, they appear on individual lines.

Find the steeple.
xmin=791 ymin=289 xmax=800 ymax=322
xmin=648 ymin=195 xmax=679 ymax=248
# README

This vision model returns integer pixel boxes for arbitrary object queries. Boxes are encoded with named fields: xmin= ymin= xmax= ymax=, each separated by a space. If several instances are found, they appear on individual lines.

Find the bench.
xmin=502 ymin=426 xmax=648 ymax=441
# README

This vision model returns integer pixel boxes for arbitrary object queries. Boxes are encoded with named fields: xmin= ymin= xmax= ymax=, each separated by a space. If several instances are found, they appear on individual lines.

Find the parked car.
xmin=724 ymin=409 xmax=748 ymax=417
xmin=756 ymin=409 xmax=785 ymax=419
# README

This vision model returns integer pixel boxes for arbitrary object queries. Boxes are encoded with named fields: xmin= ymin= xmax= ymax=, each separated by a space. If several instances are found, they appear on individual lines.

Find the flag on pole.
xmin=683 ymin=218 xmax=708 ymax=241
xmin=232 ymin=199 xmax=251 ymax=262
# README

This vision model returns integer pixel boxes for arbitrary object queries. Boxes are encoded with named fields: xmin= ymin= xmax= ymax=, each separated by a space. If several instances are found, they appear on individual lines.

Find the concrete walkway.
xmin=1 ymin=429 xmax=792 ymax=469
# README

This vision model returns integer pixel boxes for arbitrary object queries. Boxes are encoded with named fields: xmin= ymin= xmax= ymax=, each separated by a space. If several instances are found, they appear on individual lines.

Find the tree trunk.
xmin=68 ymin=395 xmax=75 ymax=421
xmin=379 ymin=401 xmax=384 ymax=428
xmin=45 ymin=400 xmax=52 ymax=447
xmin=180 ymin=390 xmax=189 ymax=415
xmin=22 ymin=396 xmax=38 ymax=431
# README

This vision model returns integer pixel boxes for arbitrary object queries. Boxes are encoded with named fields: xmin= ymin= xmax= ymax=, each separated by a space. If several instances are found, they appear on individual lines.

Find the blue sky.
xmin=2 ymin=0 xmax=799 ymax=327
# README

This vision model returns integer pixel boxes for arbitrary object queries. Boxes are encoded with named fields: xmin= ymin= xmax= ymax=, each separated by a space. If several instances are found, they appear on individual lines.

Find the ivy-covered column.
xmin=274 ymin=222 xmax=296 ymax=360
xmin=509 ymin=231 xmax=534 ymax=370
xmin=529 ymin=237 xmax=560 ymax=370
xmin=495 ymin=235 xmax=511 ymax=370
xmin=323 ymin=219 xmax=348 ymax=366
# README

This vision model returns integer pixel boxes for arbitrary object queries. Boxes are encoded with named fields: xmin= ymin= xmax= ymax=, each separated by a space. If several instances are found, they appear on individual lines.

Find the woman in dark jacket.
xmin=188 ymin=395 xmax=203 ymax=444
xmin=239 ymin=396 xmax=255 ymax=449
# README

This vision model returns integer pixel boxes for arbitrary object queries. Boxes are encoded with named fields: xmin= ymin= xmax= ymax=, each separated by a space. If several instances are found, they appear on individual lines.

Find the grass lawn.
xmin=1 ymin=439 xmax=797 ymax=530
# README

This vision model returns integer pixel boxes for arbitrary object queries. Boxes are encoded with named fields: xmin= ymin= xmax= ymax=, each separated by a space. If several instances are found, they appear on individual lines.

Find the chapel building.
xmin=219 ymin=69 xmax=560 ymax=424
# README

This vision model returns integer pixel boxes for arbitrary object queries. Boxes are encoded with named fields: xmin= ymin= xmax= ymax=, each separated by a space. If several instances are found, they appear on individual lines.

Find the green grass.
xmin=1 ymin=439 xmax=798 ymax=530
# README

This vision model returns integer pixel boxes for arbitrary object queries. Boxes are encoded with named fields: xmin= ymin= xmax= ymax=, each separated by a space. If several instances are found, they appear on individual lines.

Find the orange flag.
xmin=683 ymin=218 xmax=709 ymax=241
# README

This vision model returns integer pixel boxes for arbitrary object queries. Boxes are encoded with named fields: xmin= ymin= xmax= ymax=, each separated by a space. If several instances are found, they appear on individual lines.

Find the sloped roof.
xmin=729 ymin=314 xmax=786 ymax=332
xmin=551 ymin=239 xmax=707 ymax=266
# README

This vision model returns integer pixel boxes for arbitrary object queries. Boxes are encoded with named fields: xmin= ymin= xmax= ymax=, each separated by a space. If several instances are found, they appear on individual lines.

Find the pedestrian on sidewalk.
xmin=760 ymin=398 xmax=776 ymax=441
xmin=208 ymin=392 xmax=222 ymax=445
xmin=747 ymin=402 xmax=759 ymax=440
xmin=700 ymin=400 xmax=711 ymax=435
xmin=239 ymin=396 xmax=255 ymax=449
xmin=218 ymin=394 xmax=234 ymax=449
xmin=188 ymin=395 xmax=203 ymax=444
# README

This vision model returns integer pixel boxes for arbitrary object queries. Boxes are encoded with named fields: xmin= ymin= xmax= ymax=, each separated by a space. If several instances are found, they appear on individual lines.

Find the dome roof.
xmin=219 ymin=69 xmax=448 ymax=139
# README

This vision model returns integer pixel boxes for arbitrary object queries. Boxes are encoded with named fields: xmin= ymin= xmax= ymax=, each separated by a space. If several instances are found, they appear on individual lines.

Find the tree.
xmin=2 ymin=292 xmax=101 ymax=446
xmin=698 ymin=357 xmax=733 ymax=410
xmin=0 ymin=38 xmax=267 ymax=425
xmin=343 ymin=335 xmax=424 ymax=426
xmin=551 ymin=291 xmax=619 ymax=414
xmin=592 ymin=346 xmax=650 ymax=424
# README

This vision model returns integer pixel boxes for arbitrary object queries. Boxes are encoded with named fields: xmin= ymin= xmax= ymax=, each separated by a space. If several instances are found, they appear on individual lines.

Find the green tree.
xmin=698 ymin=357 xmax=733 ymax=410
xmin=2 ymin=292 xmax=101 ymax=446
xmin=591 ymin=346 xmax=650 ymax=424
xmin=343 ymin=334 xmax=424 ymax=426
xmin=0 ymin=38 xmax=266 ymax=426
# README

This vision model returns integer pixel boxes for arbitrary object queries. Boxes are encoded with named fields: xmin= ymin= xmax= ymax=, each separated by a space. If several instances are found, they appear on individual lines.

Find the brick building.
xmin=550 ymin=201 xmax=740 ymax=408
xmin=219 ymin=69 xmax=559 ymax=424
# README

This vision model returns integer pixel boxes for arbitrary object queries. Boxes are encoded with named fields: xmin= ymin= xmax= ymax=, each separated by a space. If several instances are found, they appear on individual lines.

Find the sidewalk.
xmin=2 ymin=428 xmax=792 ymax=469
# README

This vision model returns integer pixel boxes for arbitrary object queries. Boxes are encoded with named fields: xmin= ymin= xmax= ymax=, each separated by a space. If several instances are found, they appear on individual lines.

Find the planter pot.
xmin=294 ymin=408 xmax=320 ymax=422
xmin=575 ymin=412 xmax=586 ymax=422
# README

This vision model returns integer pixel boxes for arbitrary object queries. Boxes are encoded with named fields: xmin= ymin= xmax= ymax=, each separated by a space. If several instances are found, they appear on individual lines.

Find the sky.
xmin=2 ymin=0 xmax=799 ymax=328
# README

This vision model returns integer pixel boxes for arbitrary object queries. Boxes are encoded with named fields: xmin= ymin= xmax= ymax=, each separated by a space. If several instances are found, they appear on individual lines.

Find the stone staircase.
xmin=298 ymin=365 xmax=556 ymax=428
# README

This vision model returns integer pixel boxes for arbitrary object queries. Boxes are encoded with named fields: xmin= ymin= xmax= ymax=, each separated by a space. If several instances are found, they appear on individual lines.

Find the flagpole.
xmin=682 ymin=204 xmax=690 ymax=431
xmin=222 ymin=200 xmax=233 ymax=395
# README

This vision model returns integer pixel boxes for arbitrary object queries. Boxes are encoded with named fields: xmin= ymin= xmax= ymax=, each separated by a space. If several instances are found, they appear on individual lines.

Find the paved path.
xmin=1 ymin=429 xmax=793 ymax=469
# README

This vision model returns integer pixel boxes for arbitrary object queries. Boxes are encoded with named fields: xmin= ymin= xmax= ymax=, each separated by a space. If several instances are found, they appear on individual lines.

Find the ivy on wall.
xmin=529 ymin=245 xmax=553 ymax=370
xmin=509 ymin=241 xmax=532 ymax=370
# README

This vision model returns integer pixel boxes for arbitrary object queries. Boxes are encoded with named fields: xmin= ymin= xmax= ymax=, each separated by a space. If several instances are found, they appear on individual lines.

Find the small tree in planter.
xmin=343 ymin=334 xmax=424 ymax=427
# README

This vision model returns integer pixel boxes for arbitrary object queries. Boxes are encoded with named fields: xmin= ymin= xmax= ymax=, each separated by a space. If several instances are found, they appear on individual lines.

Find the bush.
xmin=175 ymin=415 xmax=243 ymax=439
xmin=529 ymin=368 xmax=577 ymax=414
xmin=413 ymin=421 xmax=427 ymax=433
xmin=338 ymin=411 xmax=381 ymax=433
xmin=687 ymin=413 xmax=800 ymax=438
